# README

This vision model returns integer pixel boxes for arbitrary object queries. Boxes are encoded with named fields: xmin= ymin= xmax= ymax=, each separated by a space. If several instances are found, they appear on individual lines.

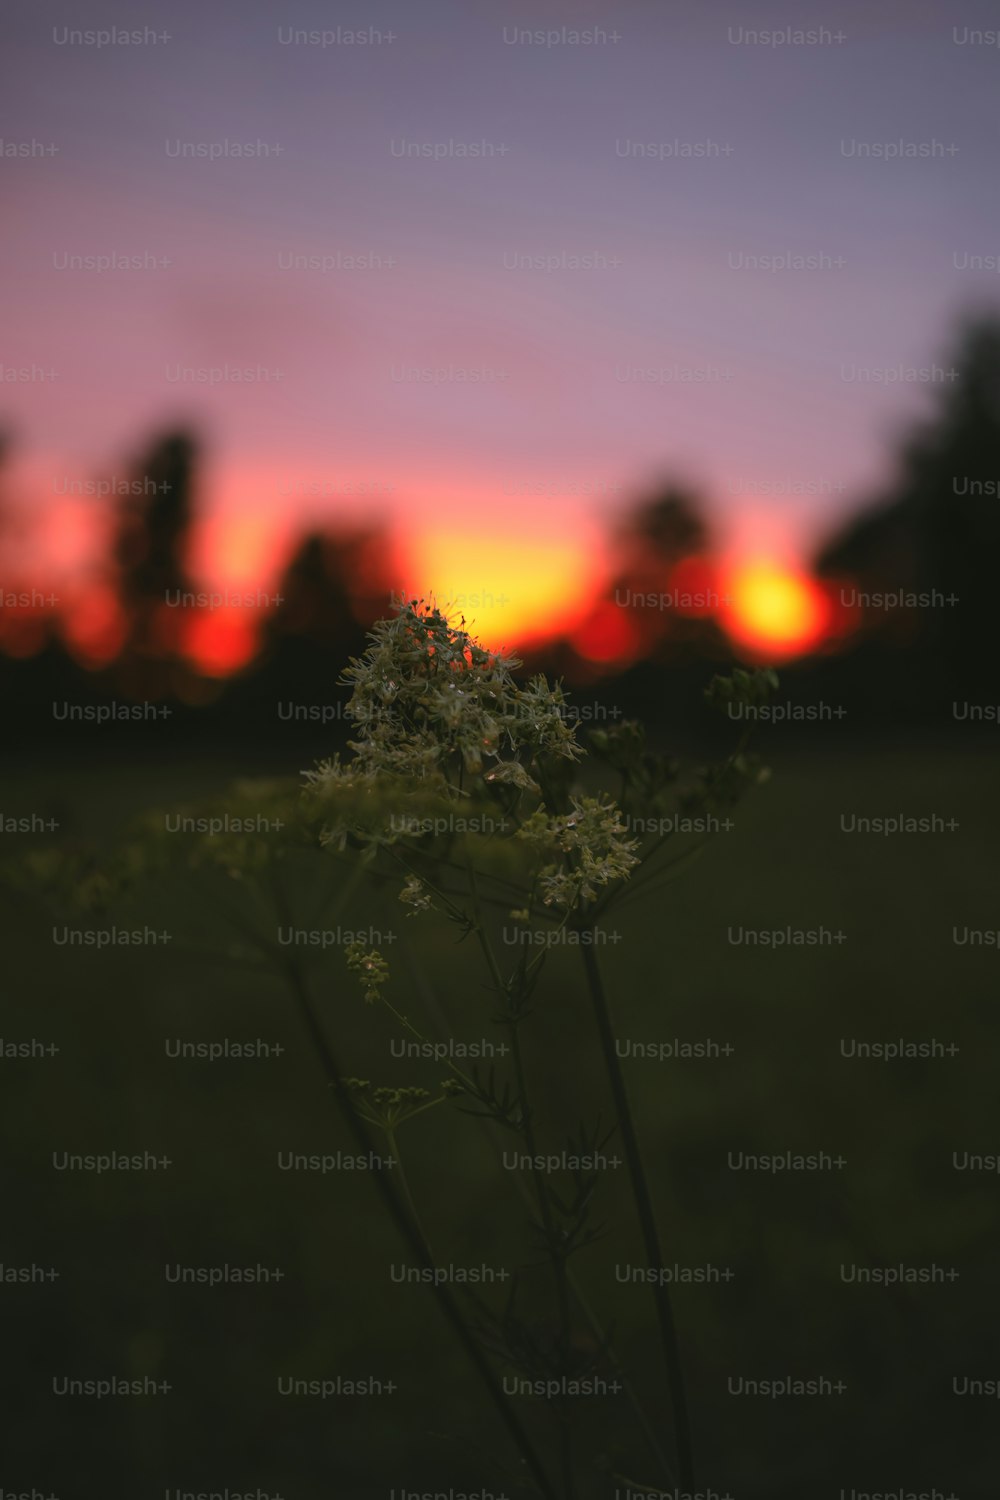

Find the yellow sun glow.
xmin=401 ymin=525 xmax=599 ymax=649
xmin=724 ymin=557 xmax=827 ymax=657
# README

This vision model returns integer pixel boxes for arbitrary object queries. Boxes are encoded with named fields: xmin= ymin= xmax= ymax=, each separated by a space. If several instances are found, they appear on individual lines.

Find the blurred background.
xmin=3 ymin=0 xmax=1000 ymax=1495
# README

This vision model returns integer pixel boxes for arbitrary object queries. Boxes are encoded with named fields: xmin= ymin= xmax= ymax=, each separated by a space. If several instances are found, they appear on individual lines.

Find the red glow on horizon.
xmin=668 ymin=554 xmax=719 ymax=618
xmin=573 ymin=599 xmax=643 ymax=664
xmin=0 ymin=477 xmax=841 ymax=675
xmin=180 ymin=608 xmax=258 ymax=678
xmin=186 ymin=509 xmax=288 ymax=590
xmin=61 ymin=584 xmax=128 ymax=669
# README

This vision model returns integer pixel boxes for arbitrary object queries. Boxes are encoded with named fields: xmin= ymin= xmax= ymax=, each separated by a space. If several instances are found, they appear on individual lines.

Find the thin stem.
xmin=578 ymin=940 xmax=695 ymax=1488
xmin=467 ymin=858 xmax=577 ymax=1500
xmin=507 ymin=1018 xmax=577 ymax=1500
xmin=611 ymin=839 xmax=709 ymax=912
xmin=400 ymin=892 xmax=678 ymax=1481
xmin=378 ymin=995 xmax=487 ymax=1099
xmin=384 ymin=1128 xmax=431 ymax=1249
xmin=591 ymin=725 xmax=754 ymax=927
xmin=386 ymin=846 xmax=470 ymax=924
xmin=388 ymin=840 xmax=527 ymax=905
xmin=280 ymin=954 xmax=558 ymax=1500
xmin=268 ymin=872 xmax=558 ymax=1500
xmin=567 ymin=1275 xmax=677 ymax=1485
xmin=318 ymin=845 xmax=543 ymax=918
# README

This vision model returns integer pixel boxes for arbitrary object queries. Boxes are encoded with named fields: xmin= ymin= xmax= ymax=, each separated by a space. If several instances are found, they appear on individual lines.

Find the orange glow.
xmin=721 ymin=557 xmax=830 ymax=660
xmin=573 ymin=600 xmax=643 ymax=664
xmin=180 ymin=508 xmax=288 ymax=674
xmin=400 ymin=523 xmax=600 ymax=650
xmin=1 ymin=455 xmax=843 ymax=677
xmin=187 ymin=510 xmax=286 ymax=588
xmin=41 ymin=500 xmax=102 ymax=571
xmin=668 ymin=554 xmax=720 ymax=618
xmin=61 ymin=584 xmax=128 ymax=668
xmin=180 ymin=608 xmax=259 ymax=678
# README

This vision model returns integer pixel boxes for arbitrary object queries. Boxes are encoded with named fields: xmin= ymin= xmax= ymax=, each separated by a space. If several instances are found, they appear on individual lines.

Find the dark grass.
xmin=1 ymin=742 xmax=997 ymax=1497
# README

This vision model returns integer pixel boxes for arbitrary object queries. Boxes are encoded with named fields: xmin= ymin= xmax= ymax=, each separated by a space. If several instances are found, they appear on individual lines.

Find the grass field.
xmin=2 ymin=738 xmax=997 ymax=1497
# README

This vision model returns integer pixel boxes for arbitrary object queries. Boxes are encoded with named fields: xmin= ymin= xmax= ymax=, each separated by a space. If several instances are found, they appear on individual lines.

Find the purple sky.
xmin=3 ymin=0 xmax=1000 ymax=587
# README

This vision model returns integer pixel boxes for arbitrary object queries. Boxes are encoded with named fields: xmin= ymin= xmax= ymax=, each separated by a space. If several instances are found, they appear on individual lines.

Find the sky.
xmin=3 ymin=0 xmax=1000 ymax=642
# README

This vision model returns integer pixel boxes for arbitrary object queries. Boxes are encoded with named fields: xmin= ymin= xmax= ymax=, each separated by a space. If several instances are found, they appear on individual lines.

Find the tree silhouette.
xmin=115 ymin=429 xmax=197 ymax=639
xmin=620 ymin=485 xmax=709 ymax=562
xmin=252 ymin=526 xmax=390 ymax=707
xmin=816 ymin=317 xmax=1000 ymax=715
xmin=104 ymin=429 xmax=201 ymax=701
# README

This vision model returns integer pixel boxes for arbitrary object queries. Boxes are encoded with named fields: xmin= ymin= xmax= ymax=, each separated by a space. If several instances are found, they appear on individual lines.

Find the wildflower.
xmin=517 ymin=796 xmax=639 ymax=910
xmin=399 ymin=874 xmax=433 ymax=915
xmin=303 ymin=601 xmax=582 ymax=822
xmin=483 ymin=760 xmax=539 ymax=792
xmin=345 ymin=941 xmax=390 ymax=1003
xmin=341 ymin=1077 xmax=455 ymax=1128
